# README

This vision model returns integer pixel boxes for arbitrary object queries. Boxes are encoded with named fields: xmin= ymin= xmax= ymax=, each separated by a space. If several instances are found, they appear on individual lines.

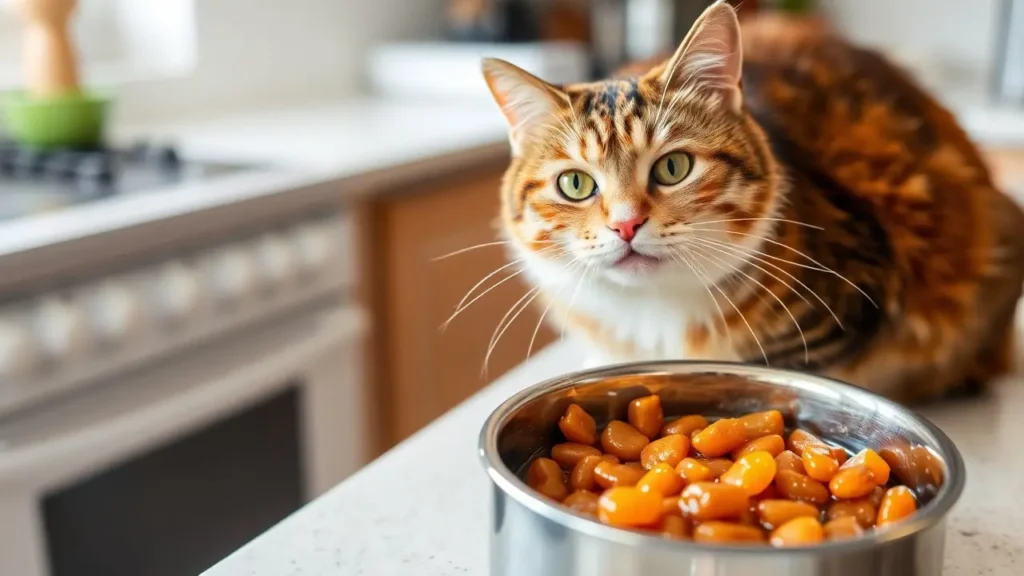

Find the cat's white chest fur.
xmin=555 ymin=271 xmax=739 ymax=368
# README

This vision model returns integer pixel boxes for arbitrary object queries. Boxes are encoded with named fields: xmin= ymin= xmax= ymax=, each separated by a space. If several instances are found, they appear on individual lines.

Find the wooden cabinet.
xmin=359 ymin=162 xmax=556 ymax=452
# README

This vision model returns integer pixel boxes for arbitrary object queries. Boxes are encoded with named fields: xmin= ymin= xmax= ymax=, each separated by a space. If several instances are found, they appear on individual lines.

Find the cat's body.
xmin=482 ymin=4 xmax=1024 ymax=403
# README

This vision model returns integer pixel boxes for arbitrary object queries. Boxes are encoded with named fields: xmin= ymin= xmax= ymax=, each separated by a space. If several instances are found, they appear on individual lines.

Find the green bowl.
xmin=0 ymin=91 xmax=111 ymax=148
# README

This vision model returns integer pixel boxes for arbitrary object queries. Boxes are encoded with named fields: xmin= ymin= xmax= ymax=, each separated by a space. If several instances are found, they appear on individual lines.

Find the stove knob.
xmin=33 ymin=297 xmax=89 ymax=361
xmin=293 ymin=223 xmax=335 ymax=275
xmin=14 ymin=149 xmax=47 ymax=176
xmin=256 ymin=234 xmax=295 ymax=287
xmin=155 ymin=146 xmax=181 ymax=171
xmin=89 ymin=281 xmax=141 ymax=343
xmin=45 ymin=151 xmax=83 ymax=178
xmin=76 ymin=154 xmax=115 ymax=183
xmin=0 ymin=320 xmax=36 ymax=380
xmin=209 ymin=247 xmax=255 ymax=302
xmin=156 ymin=261 xmax=202 ymax=322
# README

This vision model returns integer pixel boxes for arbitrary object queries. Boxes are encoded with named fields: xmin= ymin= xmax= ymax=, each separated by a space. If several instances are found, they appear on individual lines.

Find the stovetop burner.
xmin=0 ymin=139 xmax=249 ymax=222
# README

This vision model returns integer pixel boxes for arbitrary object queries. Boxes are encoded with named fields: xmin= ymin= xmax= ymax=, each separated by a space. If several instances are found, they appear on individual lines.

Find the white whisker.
xmin=690 ymin=235 xmax=845 ymax=330
xmin=707 ymin=229 xmax=879 ymax=307
xmin=666 ymin=248 xmax=731 ymax=343
xmin=685 ymin=217 xmax=824 ymax=231
xmin=442 ymin=247 xmax=567 ymax=330
xmin=676 ymin=245 xmax=769 ymax=366
xmin=687 ymin=242 xmax=808 ymax=364
xmin=483 ymin=285 xmax=544 ymax=377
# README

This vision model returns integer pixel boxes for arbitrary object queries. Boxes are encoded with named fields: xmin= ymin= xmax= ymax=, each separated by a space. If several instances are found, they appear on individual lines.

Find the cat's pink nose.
xmin=608 ymin=217 xmax=648 ymax=242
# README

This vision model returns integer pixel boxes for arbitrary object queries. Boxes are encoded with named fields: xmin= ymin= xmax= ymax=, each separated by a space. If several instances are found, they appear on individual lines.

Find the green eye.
xmin=557 ymin=170 xmax=597 ymax=201
xmin=652 ymin=152 xmax=693 ymax=186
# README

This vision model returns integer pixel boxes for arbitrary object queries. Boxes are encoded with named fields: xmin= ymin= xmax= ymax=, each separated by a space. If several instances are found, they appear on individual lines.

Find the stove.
xmin=0 ymin=140 xmax=247 ymax=221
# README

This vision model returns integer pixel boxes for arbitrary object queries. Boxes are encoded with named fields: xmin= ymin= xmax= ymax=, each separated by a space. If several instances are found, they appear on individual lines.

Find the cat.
xmin=480 ymin=1 xmax=1024 ymax=403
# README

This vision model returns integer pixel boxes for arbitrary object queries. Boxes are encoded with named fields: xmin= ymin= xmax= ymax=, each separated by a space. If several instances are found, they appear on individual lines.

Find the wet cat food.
xmin=523 ymin=397 xmax=931 ymax=547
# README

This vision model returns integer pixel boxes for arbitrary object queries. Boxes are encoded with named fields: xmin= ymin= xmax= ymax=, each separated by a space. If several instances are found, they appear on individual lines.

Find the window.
xmin=0 ymin=0 xmax=197 ymax=89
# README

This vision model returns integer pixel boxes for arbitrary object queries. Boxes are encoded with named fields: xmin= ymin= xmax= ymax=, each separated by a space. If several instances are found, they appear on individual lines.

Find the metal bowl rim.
xmin=479 ymin=360 xmax=966 ymax=555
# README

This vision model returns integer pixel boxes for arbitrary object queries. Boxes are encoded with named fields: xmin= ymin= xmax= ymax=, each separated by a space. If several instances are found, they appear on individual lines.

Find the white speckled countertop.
xmin=202 ymin=339 xmax=1023 ymax=576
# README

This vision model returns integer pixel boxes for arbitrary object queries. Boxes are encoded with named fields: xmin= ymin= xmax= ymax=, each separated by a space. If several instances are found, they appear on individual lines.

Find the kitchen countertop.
xmin=202 ymin=338 xmax=1023 ymax=576
xmin=0 ymin=99 xmax=510 ymax=261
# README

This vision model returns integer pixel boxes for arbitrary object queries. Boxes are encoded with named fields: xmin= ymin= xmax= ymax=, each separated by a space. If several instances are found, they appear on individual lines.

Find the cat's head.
xmin=483 ymin=2 xmax=782 ymax=289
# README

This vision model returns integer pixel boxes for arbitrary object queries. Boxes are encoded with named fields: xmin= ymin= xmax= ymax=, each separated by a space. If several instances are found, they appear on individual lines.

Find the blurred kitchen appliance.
xmin=368 ymin=41 xmax=589 ymax=100
xmin=589 ymin=0 xmax=721 ymax=77
xmin=0 ymin=140 xmax=228 ymax=221
xmin=0 ymin=158 xmax=367 ymax=575
xmin=445 ymin=0 xmax=540 ymax=43
xmin=994 ymin=0 xmax=1024 ymax=105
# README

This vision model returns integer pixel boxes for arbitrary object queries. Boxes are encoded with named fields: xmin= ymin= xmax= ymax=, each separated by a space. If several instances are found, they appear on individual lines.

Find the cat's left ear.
xmin=647 ymin=1 xmax=743 ymax=113
xmin=482 ymin=58 xmax=569 ymax=156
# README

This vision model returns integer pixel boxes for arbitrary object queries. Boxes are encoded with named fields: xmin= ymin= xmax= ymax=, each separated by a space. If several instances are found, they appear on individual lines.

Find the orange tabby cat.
xmin=481 ymin=2 xmax=1024 ymax=402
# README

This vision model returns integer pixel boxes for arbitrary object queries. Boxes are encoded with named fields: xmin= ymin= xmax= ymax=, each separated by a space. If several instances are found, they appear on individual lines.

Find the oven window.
xmin=42 ymin=387 xmax=304 ymax=576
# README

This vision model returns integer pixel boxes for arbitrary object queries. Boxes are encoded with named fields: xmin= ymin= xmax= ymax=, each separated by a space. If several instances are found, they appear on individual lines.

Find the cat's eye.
xmin=652 ymin=152 xmax=693 ymax=186
xmin=557 ymin=170 xmax=597 ymax=201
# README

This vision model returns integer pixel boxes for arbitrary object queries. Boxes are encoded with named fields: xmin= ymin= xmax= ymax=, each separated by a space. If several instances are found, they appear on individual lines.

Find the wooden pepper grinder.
xmin=15 ymin=0 xmax=81 ymax=98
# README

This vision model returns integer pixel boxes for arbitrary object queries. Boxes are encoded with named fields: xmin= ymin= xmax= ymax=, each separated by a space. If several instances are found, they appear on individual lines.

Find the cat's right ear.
xmin=482 ymin=58 xmax=567 ymax=156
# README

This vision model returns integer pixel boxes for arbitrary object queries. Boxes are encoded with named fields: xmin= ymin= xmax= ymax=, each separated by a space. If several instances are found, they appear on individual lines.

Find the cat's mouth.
xmin=612 ymin=248 xmax=662 ymax=272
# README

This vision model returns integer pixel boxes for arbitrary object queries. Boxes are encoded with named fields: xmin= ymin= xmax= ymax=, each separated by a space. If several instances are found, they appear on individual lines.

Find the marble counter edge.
xmin=0 ymin=140 xmax=510 ymax=295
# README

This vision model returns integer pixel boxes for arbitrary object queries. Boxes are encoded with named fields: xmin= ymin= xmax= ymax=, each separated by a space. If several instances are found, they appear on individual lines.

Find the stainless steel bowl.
xmin=479 ymin=362 xmax=965 ymax=576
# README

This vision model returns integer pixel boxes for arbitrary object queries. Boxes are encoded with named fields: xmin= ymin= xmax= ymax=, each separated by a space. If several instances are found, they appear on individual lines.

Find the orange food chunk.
xmin=601 ymin=421 xmax=650 ymax=461
xmin=676 ymin=458 xmax=716 ymax=483
xmin=661 ymin=496 xmax=682 ymax=517
xmin=657 ymin=514 xmax=690 ymax=539
xmin=734 ymin=434 xmax=786 ymax=459
xmin=593 ymin=461 xmax=646 ymax=489
xmin=563 ymin=490 xmax=599 ymax=516
xmin=569 ymin=454 xmax=604 ymax=492
xmin=558 ymin=404 xmax=597 ymax=445
xmin=842 ymin=448 xmax=891 ymax=486
xmin=827 ymin=498 xmax=877 ymax=529
xmin=637 ymin=463 xmax=685 ymax=497
xmin=662 ymin=414 xmax=708 ymax=437
xmin=692 ymin=418 xmax=748 ymax=457
xmin=789 ymin=429 xmax=847 ymax=462
xmin=775 ymin=450 xmax=806 ymax=474
xmin=720 ymin=451 xmax=778 ymax=496
xmin=757 ymin=499 xmax=819 ymax=529
xmin=693 ymin=521 xmax=766 ymax=544
xmin=551 ymin=443 xmax=602 ymax=469
xmin=868 ymin=485 xmax=886 ymax=507
xmin=801 ymin=445 xmax=840 ymax=482
xmin=877 ymin=486 xmax=917 ymax=527
xmin=829 ymin=465 xmax=876 ymax=500
xmin=702 ymin=458 xmax=735 ymax=479
xmin=628 ymin=395 xmax=664 ymax=438
xmin=526 ymin=458 xmax=568 ymax=501
xmin=774 ymin=470 xmax=830 ymax=505
xmin=679 ymin=482 xmax=750 ymax=522
xmin=739 ymin=410 xmax=785 ymax=440
xmin=751 ymin=483 xmax=779 ymax=502
xmin=824 ymin=516 xmax=864 ymax=540
xmin=598 ymin=487 xmax=662 ymax=527
xmin=640 ymin=434 xmax=689 ymax=469
xmin=788 ymin=429 xmax=824 ymax=453
xmin=770 ymin=517 xmax=824 ymax=547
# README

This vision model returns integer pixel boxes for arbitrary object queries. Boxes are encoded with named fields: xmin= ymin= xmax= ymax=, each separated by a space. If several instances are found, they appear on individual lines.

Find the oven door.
xmin=0 ymin=306 xmax=367 ymax=576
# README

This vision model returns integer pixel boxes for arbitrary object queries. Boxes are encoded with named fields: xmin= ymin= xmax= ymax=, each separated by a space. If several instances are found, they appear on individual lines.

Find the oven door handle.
xmin=0 ymin=307 xmax=366 ymax=491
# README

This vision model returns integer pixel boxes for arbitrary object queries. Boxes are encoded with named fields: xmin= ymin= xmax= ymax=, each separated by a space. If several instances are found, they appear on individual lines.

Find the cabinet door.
xmin=378 ymin=167 xmax=557 ymax=445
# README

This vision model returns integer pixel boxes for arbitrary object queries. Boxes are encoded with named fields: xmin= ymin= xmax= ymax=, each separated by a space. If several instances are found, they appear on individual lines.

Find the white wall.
xmin=114 ymin=0 xmax=446 ymax=123
xmin=822 ymin=0 xmax=1001 ymax=95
